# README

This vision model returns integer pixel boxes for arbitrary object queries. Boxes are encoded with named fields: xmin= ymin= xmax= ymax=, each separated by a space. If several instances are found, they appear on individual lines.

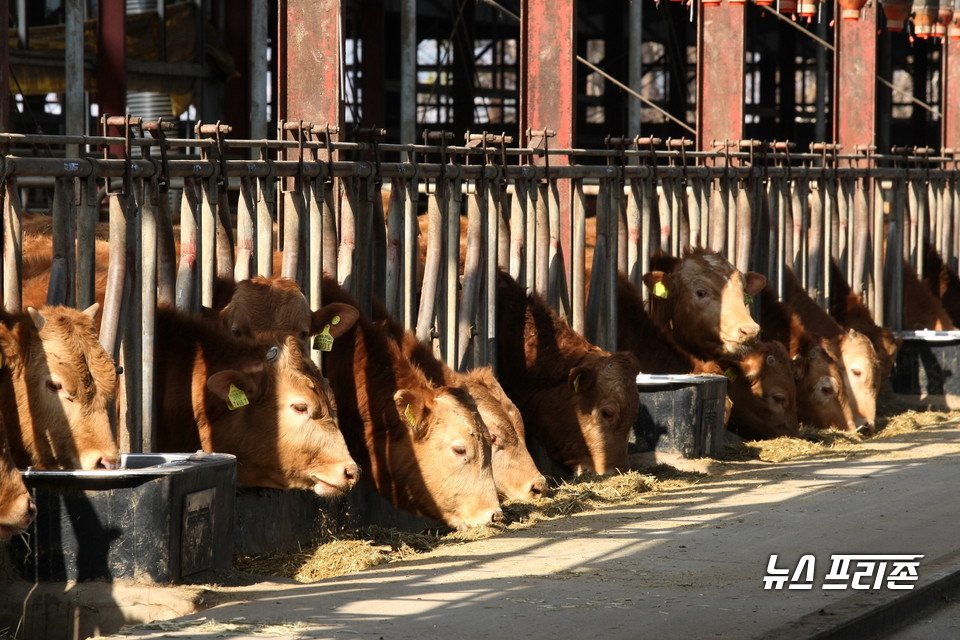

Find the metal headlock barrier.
xmin=1 ymin=117 xmax=959 ymax=453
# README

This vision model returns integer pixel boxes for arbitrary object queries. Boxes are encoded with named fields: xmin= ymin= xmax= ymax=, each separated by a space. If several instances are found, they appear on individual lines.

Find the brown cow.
xmin=615 ymin=274 xmax=797 ymax=439
xmin=902 ymin=260 xmax=956 ymax=331
xmin=921 ymin=242 xmax=960 ymax=327
xmin=0 ymin=413 xmax=36 ymax=541
xmin=496 ymin=270 xmax=642 ymax=475
xmin=828 ymin=260 xmax=900 ymax=384
xmin=718 ymin=340 xmax=800 ymax=440
xmin=383 ymin=327 xmax=548 ymax=501
xmin=760 ymin=287 xmax=857 ymax=431
xmin=153 ymin=305 xmax=360 ymax=496
xmin=0 ymin=305 xmax=120 ymax=470
xmin=322 ymin=278 xmax=503 ymax=529
xmin=643 ymin=249 xmax=767 ymax=361
xmin=781 ymin=267 xmax=880 ymax=432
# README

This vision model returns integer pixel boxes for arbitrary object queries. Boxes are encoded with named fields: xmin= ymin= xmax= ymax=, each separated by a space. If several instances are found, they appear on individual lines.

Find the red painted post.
xmin=98 ymin=0 xmax=126 ymax=156
xmin=945 ymin=38 xmax=960 ymax=149
xmin=278 ymin=0 xmax=342 ymax=128
xmin=834 ymin=4 xmax=878 ymax=149
xmin=696 ymin=3 xmax=745 ymax=150
xmin=520 ymin=0 xmax=575 ymax=304
xmin=0 ymin=0 xmax=8 ymax=131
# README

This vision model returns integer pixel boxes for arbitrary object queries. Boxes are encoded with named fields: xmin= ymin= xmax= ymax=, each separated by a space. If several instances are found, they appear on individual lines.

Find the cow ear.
xmin=26 ymin=307 xmax=46 ymax=332
xmin=743 ymin=272 xmax=767 ymax=296
xmin=569 ymin=366 xmax=595 ymax=393
xmin=311 ymin=303 xmax=360 ymax=338
xmin=207 ymin=370 xmax=259 ymax=405
xmin=81 ymin=303 xmax=100 ymax=320
xmin=641 ymin=271 xmax=669 ymax=298
xmin=394 ymin=389 xmax=429 ymax=438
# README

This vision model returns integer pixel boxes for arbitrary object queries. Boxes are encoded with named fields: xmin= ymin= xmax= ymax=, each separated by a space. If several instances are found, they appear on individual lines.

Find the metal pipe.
xmin=46 ymin=178 xmax=75 ymax=307
xmin=77 ymin=176 xmax=99 ymax=310
xmin=250 ymin=0 xmax=268 ymax=149
xmin=402 ymin=176 xmax=419 ymax=329
xmin=100 ymin=194 xmax=127 ymax=360
xmin=65 ymin=0 xmax=85 ymax=159
xmin=416 ymin=192 xmax=442 ymax=342
xmin=175 ymin=180 xmax=200 ymax=312
xmin=401 ymin=0 xmax=417 ymax=144
xmin=459 ymin=191 xmax=483 ymax=369
xmin=509 ymin=179 xmax=525 ymax=281
xmin=235 ymin=177 xmax=256 ymax=281
xmin=572 ymin=180 xmax=586 ymax=335
xmin=385 ymin=179 xmax=403 ymax=319
xmin=141 ymin=189 xmax=158 ymax=453
xmin=2 ymin=178 xmax=22 ymax=312
xmin=443 ymin=181 xmax=460 ymax=367
xmin=282 ymin=190 xmax=304 ymax=284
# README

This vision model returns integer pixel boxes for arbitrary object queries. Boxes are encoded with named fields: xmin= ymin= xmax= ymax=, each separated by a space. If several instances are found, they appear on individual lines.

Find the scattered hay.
xmin=876 ymin=410 xmax=960 ymax=438
xmin=235 ymin=469 xmax=692 ymax=584
xmin=117 ymin=617 xmax=314 ymax=636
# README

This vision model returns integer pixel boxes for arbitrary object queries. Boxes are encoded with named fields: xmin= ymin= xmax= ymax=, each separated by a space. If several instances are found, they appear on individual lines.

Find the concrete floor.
xmin=92 ymin=421 xmax=960 ymax=640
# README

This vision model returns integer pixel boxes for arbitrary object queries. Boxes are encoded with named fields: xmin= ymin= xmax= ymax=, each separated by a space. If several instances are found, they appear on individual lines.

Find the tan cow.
xmin=0 ymin=305 xmax=120 ymax=470
xmin=643 ymin=249 xmax=768 ymax=361
xmin=153 ymin=305 xmax=360 ymax=496
xmin=0 ymin=413 xmax=36 ymax=541
xmin=496 ymin=270 xmax=642 ymax=475
xmin=322 ymin=279 xmax=503 ymax=530
xmin=719 ymin=340 xmax=800 ymax=440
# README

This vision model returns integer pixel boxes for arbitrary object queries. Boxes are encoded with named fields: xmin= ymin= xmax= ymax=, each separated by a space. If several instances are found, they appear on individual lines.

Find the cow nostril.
xmin=739 ymin=323 xmax=759 ymax=337
xmin=344 ymin=464 xmax=360 ymax=482
xmin=491 ymin=510 xmax=504 ymax=524
xmin=530 ymin=477 xmax=547 ymax=498
xmin=27 ymin=500 xmax=38 ymax=519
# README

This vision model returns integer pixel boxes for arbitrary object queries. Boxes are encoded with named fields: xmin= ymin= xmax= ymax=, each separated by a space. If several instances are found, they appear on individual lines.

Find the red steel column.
xmin=834 ymin=5 xmax=878 ymax=149
xmin=945 ymin=38 xmax=960 ymax=149
xmin=97 ymin=0 xmax=126 ymax=133
xmin=278 ymin=0 xmax=342 ymax=128
xmin=520 ymin=0 xmax=575 ymax=295
xmin=696 ymin=3 xmax=745 ymax=150
xmin=0 ymin=0 xmax=8 ymax=131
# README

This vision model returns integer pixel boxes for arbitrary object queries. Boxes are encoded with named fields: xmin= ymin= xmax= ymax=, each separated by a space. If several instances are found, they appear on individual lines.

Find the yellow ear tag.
xmin=313 ymin=324 xmax=334 ymax=351
xmin=653 ymin=281 xmax=668 ymax=299
xmin=331 ymin=315 xmax=341 ymax=326
xmin=404 ymin=403 xmax=415 ymax=426
xmin=227 ymin=384 xmax=250 ymax=410
xmin=723 ymin=367 xmax=739 ymax=382
xmin=744 ymin=293 xmax=754 ymax=306
xmin=573 ymin=373 xmax=582 ymax=393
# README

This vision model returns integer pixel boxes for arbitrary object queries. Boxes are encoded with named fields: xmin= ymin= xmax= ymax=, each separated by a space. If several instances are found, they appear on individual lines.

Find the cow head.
xmin=204 ymin=337 xmax=359 ymax=496
xmin=723 ymin=341 xmax=800 ymax=440
xmin=0 ymin=305 xmax=119 ymax=471
xmin=393 ymin=383 xmax=503 ymax=530
xmin=557 ymin=351 xmax=641 ymax=475
xmin=836 ymin=329 xmax=880 ymax=433
xmin=458 ymin=366 xmax=547 ymax=502
xmin=221 ymin=276 xmax=359 ymax=353
xmin=0 ymin=416 xmax=36 ymax=541
xmin=643 ymin=249 xmax=766 ymax=361
xmin=791 ymin=336 xmax=852 ymax=431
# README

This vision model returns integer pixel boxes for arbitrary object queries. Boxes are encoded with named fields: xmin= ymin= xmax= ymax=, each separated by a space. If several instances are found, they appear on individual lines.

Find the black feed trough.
xmin=890 ymin=330 xmax=960 ymax=408
xmin=632 ymin=374 xmax=728 ymax=459
xmin=3 ymin=452 xmax=236 ymax=584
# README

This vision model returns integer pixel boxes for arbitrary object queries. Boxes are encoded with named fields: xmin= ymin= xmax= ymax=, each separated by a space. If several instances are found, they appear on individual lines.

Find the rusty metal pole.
xmin=97 ymin=0 xmax=126 ymax=158
xmin=0 ymin=0 xmax=8 ymax=132
xmin=521 ymin=0 xmax=575 ymax=315
xmin=401 ymin=0 xmax=417 ymax=144
xmin=945 ymin=36 xmax=960 ymax=150
xmin=697 ymin=4 xmax=745 ymax=152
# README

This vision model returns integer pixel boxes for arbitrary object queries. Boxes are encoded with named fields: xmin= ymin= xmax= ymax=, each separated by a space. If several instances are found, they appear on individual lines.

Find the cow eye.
xmin=766 ymin=355 xmax=777 ymax=366
xmin=291 ymin=402 xmax=308 ymax=414
xmin=46 ymin=380 xmax=63 ymax=392
xmin=452 ymin=444 xmax=468 ymax=457
xmin=851 ymin=367 xmax=862 ymax=378
xmin=231 ymin=327 xmax=243 ymax=337
xmin=489 ymin=433 xmax=499 ymax=447
xmin=772 ymin=393 xmax=787 ymax=405
xmin=600 ymin=407 xmax=616 ymax=421
xmin=695 ymin=289 xmax=708 ymax=299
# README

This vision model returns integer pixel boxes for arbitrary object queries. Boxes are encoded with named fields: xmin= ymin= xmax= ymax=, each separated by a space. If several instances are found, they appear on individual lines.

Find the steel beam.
xmin=361 ymin=0 xmax=387 ymax=130
xmin=224 ymin=0 xmax=252 ymax=142
xmin=0 ymin=0 xmax=8 ymax=131
xmin=697 ymin=3 xmax=745 ymax=150
xmin=834 ymin=4 xmax=878 ymax=149
xmin=278 ymin=0 xmax=342 ymax=128
xmin=520 ymin=0 xmax=575 ymax=310
xmin=97 ymin=0 xmax=126 ymax=139
xmin=946 ymin=38 xmax=960 ymax=149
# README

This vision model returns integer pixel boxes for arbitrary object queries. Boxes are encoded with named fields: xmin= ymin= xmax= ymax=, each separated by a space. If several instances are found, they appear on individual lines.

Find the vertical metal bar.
xmin=823 ymin=177 xmax=835 ymax=310
xmin=572 ymin=179 xmax=586 ymax=335
xmin=709 ymin=179 xmax=727 ymax=255
xmin=807 ymin=181 xmax=823 ymax=298
xmin=443 ymin=178 xmax=461 ymax=367
xmin=658 ymin=178 xmax=673 ymax=254
xmin=525 ymin=178 xmax=538 ymax=291
xmin=626 ymin=178 xmax=641 ymax=283
xmin=401 ymin=0 xmax=417 ymax=143
xmin=459 ymin=190 xmax=483 ymax=369
xmin=837 ymin=178 xmax=850 ymax=272
xmin=628 ymin=0 xmax=643 ymax=136
xmin=100 ymin=194 xmax=127 ymax=359
xmin=215 ymin=183 xmax=235 ymax=284
xmin=338 ymin=178 xmax=358 ymax=291
xmin=77 ymin=176 xmax=98 ymax=310
xmin=688 ymin=175 xmax=703 ymax=251
xmin=535 ymin=183 xmax=549 ymax=299
xmin=403 ymin=176 xmax=419 ymax=329
xmin=416 ymin=192 xmax=442 ymax=342
xmin=485 ymin=178 xmax=501 ymax=369
xmin=605 ymin=175 xmax=619 ymax=353
xmin=907 ymin=178 xmax=919 ymax=266
xmin=176 ymin=179 xmax=200 ymax=313
xmin=2 ymin=179 xmax=22 ymax=312
xmin=97 ymin=0 xmax=125 ymax=157
xmin=250 ymin=0 xmax=268 ymax=147
xmin=120 ymin=186 xmax=142 ymax=455
xmin=156 ymin=187 xmax=176 ymax=306
xmin=282 ymin=190 xmax=304 ymax=284
xmin=200 ymin=177 xmax=217 ymax=308
xmin=852 ymin=178 xmax=870 ymax=293
xmin=369 ymin=177 xmax=387 ymax=312
xmin=65 ymin=0 xmax=84 ymax=159
xmin=46 ymin=178 xmax=75 ymax=307
xmin=548 ymin=179 xmax=567 ymax=316
xmin=386 ymin=179 xmax=403 ymax=319
xmin=735 ymin=182 xmax=752 ymax=275
xmin=509 ymin=178 xmax=526 ymax=282
xmin=235 ymin=177 xmax=256 ymax=282
xmin=308 ymin=176 xmax=324 ymax=365
xmin=141 ymin=189 xmax=157 ymax=453
xmin=943 ymin=39 xmax=960 ymax=150
xmin=640 ymin=171 xmax=654 ymax=297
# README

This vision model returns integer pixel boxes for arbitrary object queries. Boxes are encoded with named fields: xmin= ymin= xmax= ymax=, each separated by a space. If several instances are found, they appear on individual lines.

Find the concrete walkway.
xmin=109 ymin=424 xmax=960 ymax=640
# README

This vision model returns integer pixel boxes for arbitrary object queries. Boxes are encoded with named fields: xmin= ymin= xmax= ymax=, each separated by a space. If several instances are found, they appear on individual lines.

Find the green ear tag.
xmin=723 ymin=367 xmax=739 ymax=383
xmin=313 ymin=324 xmax=334 ymax=351
xmin=404 ymin=403 xmax=415 ymax=426
xmin=573 ymin=373 xmax=582 ymax=393
xmin=331 ymin=315 xmax=341 ymax=326
xmin=653 ymin=281 xmax=669 ymax=299
xmin=744 ymin=293 xmax=754 ymax=306
xmin=227 ymin=384 xmax=250 ymax=410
